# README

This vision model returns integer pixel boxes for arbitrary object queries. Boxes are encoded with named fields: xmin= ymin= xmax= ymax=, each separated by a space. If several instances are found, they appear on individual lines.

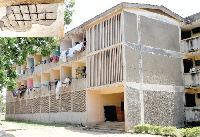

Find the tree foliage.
xmin=64 ymin=0 xmax=75 ymax=25
xmin=0 ymin=37 xmax=59 ymax=92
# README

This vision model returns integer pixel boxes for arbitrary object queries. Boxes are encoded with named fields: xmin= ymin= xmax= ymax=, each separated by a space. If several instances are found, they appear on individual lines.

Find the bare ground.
xmin=0 ymin=121 xmax=160 ymax=137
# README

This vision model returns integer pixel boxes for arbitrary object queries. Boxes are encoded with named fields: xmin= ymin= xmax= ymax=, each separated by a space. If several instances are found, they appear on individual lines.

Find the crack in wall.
xmin=0 ymin=3 xmax=58 ymax=32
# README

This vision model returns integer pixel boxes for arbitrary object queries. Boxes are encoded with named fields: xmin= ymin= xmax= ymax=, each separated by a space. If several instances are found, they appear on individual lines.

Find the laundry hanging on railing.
xmin=56 ymin=81 xmax=62 ymax=100
xmin=62 ymin=77 xmax=72 ymax=88
xmin=49 ymin=55 xmax=59 ymax=62
xmin=64 ymin=42 xmax=85 ymax=58
xmin=13 ymin=85 xmax=27 ymax=98
xmin=60 ymin=50 xmax=67 ymax=62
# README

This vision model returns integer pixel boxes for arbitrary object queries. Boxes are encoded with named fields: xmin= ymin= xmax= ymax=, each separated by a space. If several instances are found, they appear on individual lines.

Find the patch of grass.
xmin=1 ymin=120 xmax=75 ymax=127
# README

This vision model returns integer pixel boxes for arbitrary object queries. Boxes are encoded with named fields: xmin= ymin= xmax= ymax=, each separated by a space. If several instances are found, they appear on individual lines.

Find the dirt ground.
xmin=0 ymin=121 xmax=161 ymax=137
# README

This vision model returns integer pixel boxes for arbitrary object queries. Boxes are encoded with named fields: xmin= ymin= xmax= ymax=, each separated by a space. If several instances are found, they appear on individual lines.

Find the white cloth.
xmin=73 ymin=42 xmax=83 ymax=52
xmin=56 ymin=81 xmax=62 ymax=100
xmin=62 ymin=78 xmax=70 ymax=89
xmin=60 ymin=50 xmax=67 ymax=62
xmin=67 ymin=48 xmax=76 ymax=57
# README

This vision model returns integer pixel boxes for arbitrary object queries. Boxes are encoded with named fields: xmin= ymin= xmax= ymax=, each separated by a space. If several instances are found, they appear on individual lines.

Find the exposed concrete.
xmin=140 ymin=15 xmax=180 ymax=52
xmin=125 ymin=45 xmax=139 ymax=83
xmin=125 ymin=86 xmax=141 ymax=131
xmin=142 ymin=53 xmax=183 ymax=86
xmin=123 ymin=11 xmax=138 ymax=44
xmin=143 ymin=90 xmax=185 ymax=127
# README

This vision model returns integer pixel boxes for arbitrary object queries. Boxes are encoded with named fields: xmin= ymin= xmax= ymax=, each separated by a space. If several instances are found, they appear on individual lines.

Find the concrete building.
xmin=182 ymin=12 xmax=200 ymax=126
xmin=0 ymin=0 xmax=65 ymax=37
xmin=6 ymin=2 xmax=200 ymax=131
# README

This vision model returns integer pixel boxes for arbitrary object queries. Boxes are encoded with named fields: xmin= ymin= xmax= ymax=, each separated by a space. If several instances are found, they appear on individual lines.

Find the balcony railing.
xmin=181 ymin=36 xmax=200 ymax=53
xmin=184 ymin=72 xmax=200 ymax=87
xmin=185 ymin=107 xmax=200 ymax=123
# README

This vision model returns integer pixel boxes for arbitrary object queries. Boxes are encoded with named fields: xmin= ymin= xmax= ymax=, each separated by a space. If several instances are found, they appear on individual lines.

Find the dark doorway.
xmin=185 ymin=94 xmax=196 ymax=107
xmin=183 ymin=59 xmax=193 ymax=73
xmin=104 ymin=106 xmax=117 ymax=122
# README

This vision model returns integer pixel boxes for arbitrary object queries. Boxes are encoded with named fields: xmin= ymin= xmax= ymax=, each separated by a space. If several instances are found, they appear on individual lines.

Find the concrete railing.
xmin=34 ymin=65 xmax=42 ymax=75
xmin=185 ymin=107 xmax=200 ymax=122
xmin=60 ymin=50 xmax=86 ymax=65
xmin=184 ymin=72 xmax=200 ymax=87
xmin=181 ymin=36 xmax=200 ymax=53
xmin=16 ymin=69 xmax=33 ymax=81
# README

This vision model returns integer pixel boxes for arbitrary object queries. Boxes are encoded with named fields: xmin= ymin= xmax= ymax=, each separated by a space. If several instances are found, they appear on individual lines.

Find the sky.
xmin=66 ymin=0 xmax=200 ymax=31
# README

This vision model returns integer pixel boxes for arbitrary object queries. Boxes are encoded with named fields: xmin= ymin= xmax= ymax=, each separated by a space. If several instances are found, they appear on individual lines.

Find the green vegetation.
xmin=134 ymin=124 xmax=178 ymax=136
xmin=180 ymin=127 xmax=200 ymax=137
xmin=64 ymin=0 xmax=75 ymax=25
xmin=0 ymin=37 xmax=59 ymax=92
xmin=134 ymin=124 xmax=200 ymax=137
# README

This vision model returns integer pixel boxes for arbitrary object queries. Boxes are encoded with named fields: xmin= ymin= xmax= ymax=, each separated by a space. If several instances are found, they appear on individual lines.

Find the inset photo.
xmin=0 ymin=0 xmax=73 ymax=37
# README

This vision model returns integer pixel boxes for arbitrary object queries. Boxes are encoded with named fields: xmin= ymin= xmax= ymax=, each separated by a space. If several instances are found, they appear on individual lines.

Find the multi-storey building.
xmin=6 ymin=2 xmax=200 ymax=131
xmin=182 ymin=13 xmax=200 ymax=126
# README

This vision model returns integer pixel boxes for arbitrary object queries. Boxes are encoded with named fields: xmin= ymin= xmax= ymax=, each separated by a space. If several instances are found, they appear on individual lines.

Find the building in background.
xmin=0 ymin=0 xmax=65 ymax=37
xmin=5 ymin=2 xmax=200 ymax=132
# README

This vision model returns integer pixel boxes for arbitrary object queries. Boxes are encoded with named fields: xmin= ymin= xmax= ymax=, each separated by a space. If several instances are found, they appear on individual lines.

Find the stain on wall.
xmin=0 ymin=3 xmax=58 ymax=31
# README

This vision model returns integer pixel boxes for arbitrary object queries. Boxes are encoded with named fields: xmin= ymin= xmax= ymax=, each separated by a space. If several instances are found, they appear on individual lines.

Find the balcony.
xmin=60 ymin=50 xmax=86 ymax=65
xmin=41 ymin=61 xmax=60 ymax=72
xmin=185 ymin=107 xmax=200 ymax=123
xmin=181 ymin=36 xmax=200 ymax=53
xmin=16 ymin=69 xmax=33 ymax=81
xmin=184 ymin=72 xmax=200 ymax=87
xmin=34 ymin=65 xmax=42 ymax=75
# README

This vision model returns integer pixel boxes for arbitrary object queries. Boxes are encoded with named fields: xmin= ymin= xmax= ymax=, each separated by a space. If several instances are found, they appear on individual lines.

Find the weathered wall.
xmin=125 ymin=46 xmax=139 ymax=83
xmin=123 ymin=9 xmax=184 ymax=131
xmin=144 ymin=90 xmax=185 ymax=127
xmin=123 ymin=11 xmax=138 ymax=44
xmin=142 ymin=53 xmax=183 ymax=86
xmin=125 ymin=85 xmax=141 ymax=130
xmin=6 ymin=90 xmax=87 ymax=125
xmin=140 ymin=16 xmax=180 ymax=52
xmin=0 ymin=3 xmax=64 ymax=37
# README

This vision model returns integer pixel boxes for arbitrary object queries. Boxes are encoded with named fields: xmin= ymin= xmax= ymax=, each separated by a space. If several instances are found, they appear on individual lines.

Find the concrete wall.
xmin=142 ymin=53 xmax=183 ymax=86
xmin=50 ymin=70 xmax=60 ymax=81
xmin=140 ymin=16 xmax=180 ymax=52
xmin=6 ymin=112 xmax=86 ymax=125
xmin=61 ymin=66 xmax=72 ymax=80
xmin=60 ymin=38 xmax=72 ymax=52
xmin=123 ymin=9 xmax=184 ymax=131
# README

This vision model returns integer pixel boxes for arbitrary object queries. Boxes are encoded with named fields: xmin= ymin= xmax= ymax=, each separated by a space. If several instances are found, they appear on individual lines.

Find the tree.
xmin=64 ymin=0 xmax=75 ymax=25
xmin=0 ymin=37 xmax=59 ymax=92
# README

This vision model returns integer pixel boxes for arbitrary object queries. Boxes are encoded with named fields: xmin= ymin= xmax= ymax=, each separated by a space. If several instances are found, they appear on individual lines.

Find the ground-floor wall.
xmin=6 ymin=90 xmax=87 ymax=125
xmin=125 ymin=82 xmax=185 ymax=131
xmin=6 ymin=112 xmax=86 ymax=124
